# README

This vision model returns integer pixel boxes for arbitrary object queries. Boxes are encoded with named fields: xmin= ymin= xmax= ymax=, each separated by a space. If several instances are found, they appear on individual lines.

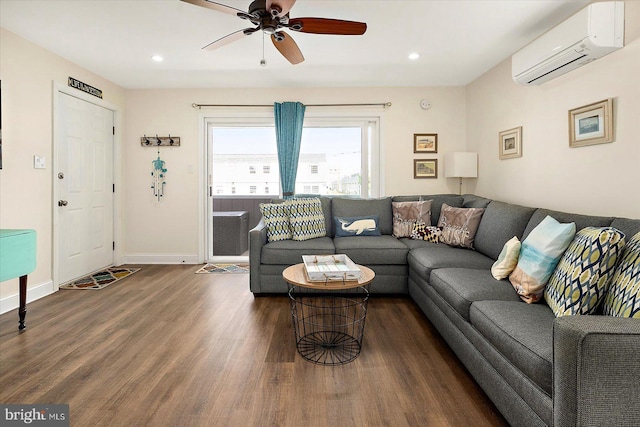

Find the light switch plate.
xmin=34 ymin=155 xmax=47 ymax=169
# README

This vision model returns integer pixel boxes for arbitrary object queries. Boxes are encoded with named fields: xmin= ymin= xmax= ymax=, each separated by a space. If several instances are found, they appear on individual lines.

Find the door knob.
xmin=58 ymin=200 xmax=68 ymax=207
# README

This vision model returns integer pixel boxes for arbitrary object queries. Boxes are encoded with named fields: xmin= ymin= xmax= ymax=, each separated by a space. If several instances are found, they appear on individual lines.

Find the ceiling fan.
xmin=181 ymin=0 xmax=367 ymax=65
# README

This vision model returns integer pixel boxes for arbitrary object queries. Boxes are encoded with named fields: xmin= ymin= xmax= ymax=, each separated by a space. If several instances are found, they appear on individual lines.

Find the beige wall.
xmin=2 ymin=1 xmax=639 ymax=309
xmin=123 ymin=87 xmax=467 ymax=261
xmin=466 ymin=1 xmax=640 ymax=219
xmin=0 ymin=28 xmax=125 ymax=303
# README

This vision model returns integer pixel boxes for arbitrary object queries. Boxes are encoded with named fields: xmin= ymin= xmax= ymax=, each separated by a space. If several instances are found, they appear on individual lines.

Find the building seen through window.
xmin=211 ymin=126 xmax=364 ymax=196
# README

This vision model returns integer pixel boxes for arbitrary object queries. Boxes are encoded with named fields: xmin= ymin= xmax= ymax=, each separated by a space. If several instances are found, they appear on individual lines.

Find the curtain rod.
xmin=191 ymin=102 xmax=392 ymax=109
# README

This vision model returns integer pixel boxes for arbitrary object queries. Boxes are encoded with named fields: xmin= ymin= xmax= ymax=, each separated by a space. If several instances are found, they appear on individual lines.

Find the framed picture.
xmin=414 ymin=159 xmax=437 ymax=179
xmin=414 ymin=133 xmax=438 ymax=153
xmin=568 ymin=98 xmax=613 ymax=147
xmin=499 ymin=126 xmax=522 ymax=160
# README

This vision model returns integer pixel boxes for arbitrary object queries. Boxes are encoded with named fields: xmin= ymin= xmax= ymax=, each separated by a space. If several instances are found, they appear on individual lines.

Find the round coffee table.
xmin=282 ymin=263 xmax=375 ymax=365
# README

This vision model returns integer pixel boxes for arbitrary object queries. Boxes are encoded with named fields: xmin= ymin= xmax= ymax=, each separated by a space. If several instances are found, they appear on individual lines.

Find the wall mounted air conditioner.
xmin=512 ymin=1 xmax=624 ymax=85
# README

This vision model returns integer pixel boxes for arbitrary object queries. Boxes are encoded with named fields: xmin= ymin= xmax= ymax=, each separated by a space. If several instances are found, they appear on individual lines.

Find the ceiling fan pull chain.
xmin=260 ymin=32 xmax=267 ymax=67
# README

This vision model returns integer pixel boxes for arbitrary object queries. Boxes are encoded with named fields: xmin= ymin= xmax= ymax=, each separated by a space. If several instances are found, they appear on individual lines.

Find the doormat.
xmin=195 ymin=264 xmax=249 ymax=274
xmin=60 ymin=267 xmax=140 ymax=290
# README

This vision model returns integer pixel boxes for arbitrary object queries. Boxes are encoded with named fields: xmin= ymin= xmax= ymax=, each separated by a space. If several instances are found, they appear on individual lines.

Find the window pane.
xmin=297 ymin=127 xmax=362 ymax=196
xmin=211 ymin=127 xmax=278 ymax=196
xmin=211 ymin=125 xmax=365 ymax=197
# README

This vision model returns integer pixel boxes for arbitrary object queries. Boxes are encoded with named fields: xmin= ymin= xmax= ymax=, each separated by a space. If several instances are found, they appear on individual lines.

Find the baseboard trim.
xmin=121 ymin=254 xmax=200 ymax=265
xmin=0 ymin=280 xmax=55 ymax=315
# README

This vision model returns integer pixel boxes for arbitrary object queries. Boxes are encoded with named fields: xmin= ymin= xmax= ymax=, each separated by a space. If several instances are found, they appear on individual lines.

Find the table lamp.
xmin=445 ymin=152 xmax=478 ymax=195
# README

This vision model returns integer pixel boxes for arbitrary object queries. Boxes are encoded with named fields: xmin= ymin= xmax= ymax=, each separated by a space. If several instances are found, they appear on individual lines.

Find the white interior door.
xmin=57 ymin=92 xmax=114 ymax=284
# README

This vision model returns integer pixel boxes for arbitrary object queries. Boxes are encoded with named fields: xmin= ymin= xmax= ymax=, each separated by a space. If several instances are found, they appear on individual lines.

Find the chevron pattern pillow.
xmin=544 ymin=227 xmax=625 ymax=317
xmin=603 ymin=232 xmax=640 ymax=318
xmin=285 ymin=198 xmax=327 ymax=241
xmin=259 ymin=203 xmax=292 ymax=242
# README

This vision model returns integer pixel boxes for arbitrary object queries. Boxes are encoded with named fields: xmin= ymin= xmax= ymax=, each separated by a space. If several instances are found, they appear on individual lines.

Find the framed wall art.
xmin=414 ymin=159 xmax=437 ymax=179
xmin=414 ymin=133 xmax=437 ymax=153
xmin=568 ymin=98 xmax=613 ymax=147
xmin=499 ymin=126 xmax=522 ymax=160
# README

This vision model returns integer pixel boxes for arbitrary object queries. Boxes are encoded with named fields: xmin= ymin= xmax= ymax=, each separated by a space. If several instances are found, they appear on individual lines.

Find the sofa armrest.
xmin=553 ymin=315 xmax=640 ymax=427
xmin=249 ymin=219 xmax=268 ymax=294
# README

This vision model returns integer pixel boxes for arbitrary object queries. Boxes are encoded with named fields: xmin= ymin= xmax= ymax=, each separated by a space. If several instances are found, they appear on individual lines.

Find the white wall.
xmin=0 ymin=28 xmax=125 ymax=304
xmin=466 ymin=1 xmax=640 ymax=219
xmin=122 ymin=87 xmax=467 ymax=261
xmin=3 ymin=0 xmax=638 ymax=308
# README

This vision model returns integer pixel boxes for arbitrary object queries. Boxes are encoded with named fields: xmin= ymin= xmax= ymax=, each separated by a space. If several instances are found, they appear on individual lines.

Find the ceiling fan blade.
xmin=266 ymin=0 xmax=296 ymax=17
xmin=203 ymin=28 xmax=253 ymax=51
xmin=289 ymin=18 xmax=367 ymax=35
xmin=271 ymin=32 xmax=304 ymax=65
xmin=180 ymin=0 xmax=245 ymax=16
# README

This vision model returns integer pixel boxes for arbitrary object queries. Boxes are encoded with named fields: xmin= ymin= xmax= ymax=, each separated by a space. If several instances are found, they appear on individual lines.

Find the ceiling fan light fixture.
xmin=181 ymin=0 xmax=366 ymax=65
xmin=408 ymin=52 xmax=420 ymax=61
xmin=152 ymin=55 xmax=164 ymax=62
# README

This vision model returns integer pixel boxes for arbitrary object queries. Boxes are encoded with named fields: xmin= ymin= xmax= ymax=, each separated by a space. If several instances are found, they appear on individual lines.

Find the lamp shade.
xmin=445 ymin=152 xmax=478 ymax=178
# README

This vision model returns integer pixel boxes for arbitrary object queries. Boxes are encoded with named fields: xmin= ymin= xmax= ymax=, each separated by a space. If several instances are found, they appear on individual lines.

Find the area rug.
xmin=60 ymin=267 xmax=140 ymax=290
xmin=195 ymin=263 xmax=249 ymax=274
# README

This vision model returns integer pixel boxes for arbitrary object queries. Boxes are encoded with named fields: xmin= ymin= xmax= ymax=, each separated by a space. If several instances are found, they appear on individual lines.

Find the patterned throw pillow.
xmin=491 ymin=236 xmax=521 ymax=280
xmin=603 ymin=231 xmax=640 ymax=318
xmin=259 ymin=203 xmax=292 ymax=242
xmin=392 ymin=200 xmax=433 ymax=238
xmin=509 ymin=215 xmax=576 ymax=303
xmin=285 ymin=198 xmax=327 ymax=241
xmin=544 ymin=227 xmax=626 ymax=317
xmin=334 ymin=215 xmax=381 ymax=237
xmin=437 ymin=203 xmax=485 ymax=249
xmin=410 ymin=222 xmax=441 ymax=243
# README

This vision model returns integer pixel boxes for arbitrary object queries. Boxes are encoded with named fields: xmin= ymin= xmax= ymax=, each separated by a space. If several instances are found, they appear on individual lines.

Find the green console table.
xmin=0 ymin=229 xmax=37 ymax=330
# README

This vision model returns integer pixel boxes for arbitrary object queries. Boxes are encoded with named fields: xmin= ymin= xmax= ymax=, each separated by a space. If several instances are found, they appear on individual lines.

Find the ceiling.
xmin=0 ymin=0 xmax=591 ymax=89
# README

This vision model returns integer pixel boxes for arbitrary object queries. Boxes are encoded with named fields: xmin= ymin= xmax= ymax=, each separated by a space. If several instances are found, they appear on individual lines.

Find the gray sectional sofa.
xmin=249 ymin=194 xmax=640 ymax=427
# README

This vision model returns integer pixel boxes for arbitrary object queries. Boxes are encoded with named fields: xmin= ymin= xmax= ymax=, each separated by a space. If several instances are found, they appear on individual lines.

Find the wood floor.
xmin=0 ymin=265 xmax=508 ymax=427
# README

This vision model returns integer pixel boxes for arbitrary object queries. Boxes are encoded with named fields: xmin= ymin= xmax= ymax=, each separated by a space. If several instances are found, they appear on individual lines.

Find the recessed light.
xmin=408 ymin=52 xmax=420 ymax=61
xmin=152 ymin=55 xmax=164 ymax=62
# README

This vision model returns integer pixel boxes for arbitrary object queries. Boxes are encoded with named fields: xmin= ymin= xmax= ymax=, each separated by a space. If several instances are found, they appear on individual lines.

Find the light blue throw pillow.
xmin=509 ymin=215 xmax=576 ymax=303
xmin=334 ymin=215 xmax=381 ymax=237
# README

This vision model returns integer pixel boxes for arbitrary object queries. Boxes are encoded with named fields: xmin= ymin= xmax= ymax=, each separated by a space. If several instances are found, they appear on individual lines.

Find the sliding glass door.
xmin=204 ymin=114 xmax=380 ymax=261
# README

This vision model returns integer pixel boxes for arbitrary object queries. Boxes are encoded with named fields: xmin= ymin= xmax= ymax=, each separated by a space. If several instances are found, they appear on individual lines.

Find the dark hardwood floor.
xmin=0 ymin=265 xmax=508 ymax=426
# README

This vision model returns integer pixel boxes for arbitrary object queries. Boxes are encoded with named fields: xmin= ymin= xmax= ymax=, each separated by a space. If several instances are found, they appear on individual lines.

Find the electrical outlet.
xmin=34 ymin=155 xmax=47 ymax=169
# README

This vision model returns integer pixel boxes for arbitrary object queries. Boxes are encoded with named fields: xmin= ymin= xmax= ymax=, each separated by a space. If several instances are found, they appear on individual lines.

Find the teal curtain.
xmin=274 ymin=102 xmax=306 ymax=198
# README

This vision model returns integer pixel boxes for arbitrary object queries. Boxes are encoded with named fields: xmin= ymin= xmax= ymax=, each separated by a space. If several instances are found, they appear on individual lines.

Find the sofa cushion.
xmin=462 ymin=194 xmax=492 ymax=209
xmin=470 ymin=300 xmax=555 ymax=395
xmin=285 ymin=198 xmax=327 ymax=241
xmin=407 ymin=244 xmax=495 ymax=282
xmin=392 ymin=200 xmax=432 ymax=237
xmin=430 ymin=268 xmax=521 ymax=321
xmin=437 ymin=204 xmax=485 ymax=249
xmin=509 ymin=215 xmax=576 ymax=304
xmin=523 ymin=209 xmax=613 ymax=240
xmin=603 ymin=231 xmax=640 ymax=318
xmin=491 ymin=236 xmax=521 ymax=280
xmin=392 ymin=194 xmax=463 ymax=227
xmin=333 ymin=235 xmax=408 ymax=265
xmin=474 ymin=201 xmax=536 ymax=260
xmin=259 ymin=203 xmax=292 ymax=242
xmin=334 ymin=215 xmax=381 ymax=237
xmin=610 ymin=218 xmax=640 ymax=240
xmin=261 ymin=237 xmax=335 ymax=265
xmin=332 ymin=197 xmax=393 ymax=235
xmin=545 ymin=227 xmax=626 ymax=317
